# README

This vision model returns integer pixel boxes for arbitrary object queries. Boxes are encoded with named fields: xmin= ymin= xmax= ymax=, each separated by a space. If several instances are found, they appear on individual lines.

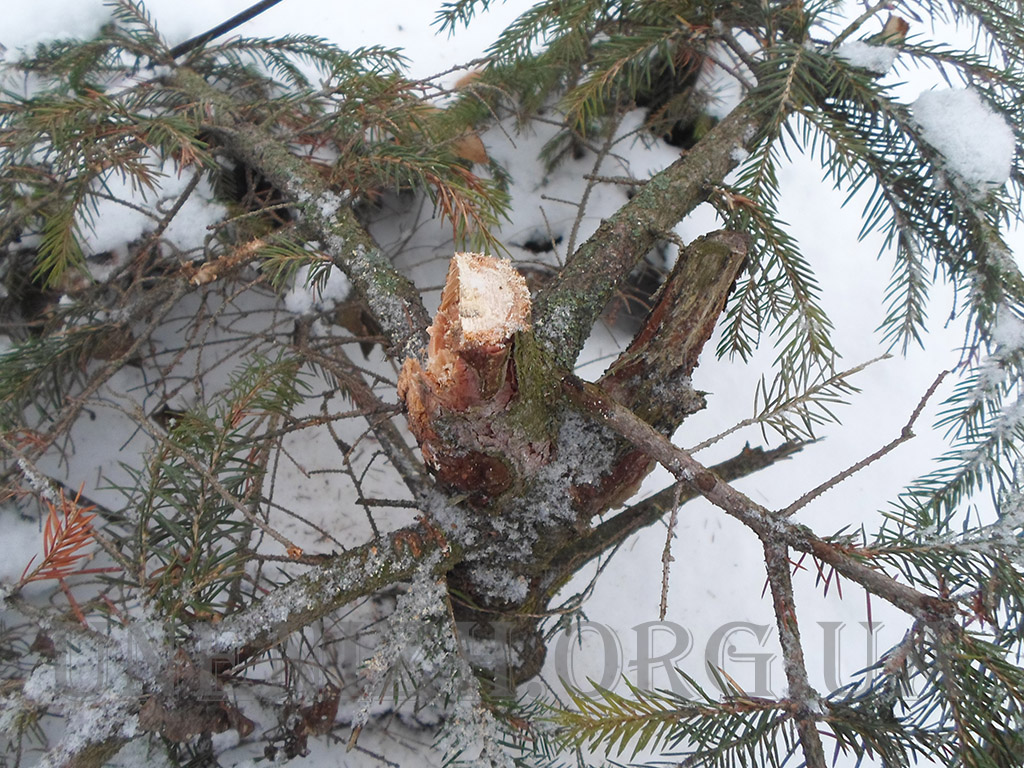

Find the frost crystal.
xmin=911 ymin=88 xmax=1016 ymax=198
xmin=352 ymin=559 xmax=448 ymax=730
xmin=16 ymin=458 xmax=55 ymax=501
xmin=468 ymin=565 xmax=529 ymax=602
xmin=972 ymin=304 xmax=1024 ymax=399
xmin=20 ymin=619 xmax=162 ymax=766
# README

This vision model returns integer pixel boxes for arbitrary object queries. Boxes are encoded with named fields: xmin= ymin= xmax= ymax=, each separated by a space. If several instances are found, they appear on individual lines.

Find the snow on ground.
xmin=1 ymin=0 xmax=529 ymax=82
xmin=2 ymin=1 xmax=1022 ymax=766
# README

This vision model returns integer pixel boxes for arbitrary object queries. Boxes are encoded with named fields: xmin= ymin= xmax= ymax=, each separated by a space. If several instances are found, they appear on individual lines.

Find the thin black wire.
xmin=169 ymin=0 xmax=288 ymax=59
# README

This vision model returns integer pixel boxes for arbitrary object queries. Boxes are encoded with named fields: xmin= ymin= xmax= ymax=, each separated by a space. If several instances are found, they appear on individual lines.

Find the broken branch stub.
xmin=398 ymin=253 xmax=555 ymax=503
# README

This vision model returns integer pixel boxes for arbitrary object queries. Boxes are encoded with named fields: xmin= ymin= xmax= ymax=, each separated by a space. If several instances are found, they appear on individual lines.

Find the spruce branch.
xmin=168 ymin=66 xmax=435 ymax=361
xmin=691 ymin=356 xmax=886 ymax=452
xmin=554 ymin=674 xmax=795 ymax=764
xmin=434 ymin=0 xmax=495 ymax=35
xmin=718 ymin=96 xmax=837 ymax=375
xmin=17 ymin=485 xmax=105 ymax=587
xmin=149 ymin=410 xmax=304 ymax=558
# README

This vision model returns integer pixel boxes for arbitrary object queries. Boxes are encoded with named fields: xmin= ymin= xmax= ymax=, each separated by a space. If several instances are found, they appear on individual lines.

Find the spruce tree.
xmin=1 ymin=0 xmax=1023 ymax=766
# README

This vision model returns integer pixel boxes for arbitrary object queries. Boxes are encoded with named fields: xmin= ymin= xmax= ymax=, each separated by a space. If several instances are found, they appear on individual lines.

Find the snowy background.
xmin=2 ymin=0 xmax=1021 ymax=766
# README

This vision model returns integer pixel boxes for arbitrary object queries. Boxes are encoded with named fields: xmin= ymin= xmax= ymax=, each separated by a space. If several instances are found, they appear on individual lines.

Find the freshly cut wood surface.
xmin=431 ymin=252 xmax=531 ymax=354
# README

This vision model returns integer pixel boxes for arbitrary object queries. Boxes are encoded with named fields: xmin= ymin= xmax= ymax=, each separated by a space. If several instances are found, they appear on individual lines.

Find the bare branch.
xmin=780 ymin=370 xmax=948 ymax=516
xmin=30 ymin=280 xmax=188 ymax=459
xmin=293 ymin=328 xmax=432 ymax=502
xmin=541 ymin=442 xmax=804 ymax=603
xmin=659 ymin=485 xmax=681 ymax=621
xmin=762 ymin=538 xmax=826 ymax=768
xmin=567 ymin=116 xmax=622 ymax=258
xmin=533 ymin=101 xmax=763 ymax=368
xmin=562 ymin=375 xmax=956 ymax=621
xmin=827 ymin=0 xmax=892 ymax=51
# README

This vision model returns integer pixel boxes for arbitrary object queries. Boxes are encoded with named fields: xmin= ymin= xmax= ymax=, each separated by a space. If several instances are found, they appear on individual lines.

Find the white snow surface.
xmin=0 ymin=509 xmax=45 ymax=584
xmin=993 ymin=304 xmax=1024 ymax=350
xmin=911 ymin=87 xmax=1016 ymax=197
xmin=283 ymin=264 xmax=352 ymax=314
xmin=69 ymin=157 xmax=227 ymax=280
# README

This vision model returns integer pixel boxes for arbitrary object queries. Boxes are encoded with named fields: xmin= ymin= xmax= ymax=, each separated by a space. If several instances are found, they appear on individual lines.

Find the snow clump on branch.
xmin=836 ymin=40 xmax=898 ymax=74
xmin=911 ymin=87 xmax=1016 ymax=199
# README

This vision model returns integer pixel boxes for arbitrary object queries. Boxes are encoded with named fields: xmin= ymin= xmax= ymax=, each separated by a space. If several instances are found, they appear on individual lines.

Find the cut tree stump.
xmin=398 ymin=253 xmax=553 ymax=503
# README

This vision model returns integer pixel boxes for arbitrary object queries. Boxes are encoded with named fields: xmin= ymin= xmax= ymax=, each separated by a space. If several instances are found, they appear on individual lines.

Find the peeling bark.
xmin=574 ymin=230 xmax=750 ymax=518
xmin=600 ymin=230 xmax=750 ymax=427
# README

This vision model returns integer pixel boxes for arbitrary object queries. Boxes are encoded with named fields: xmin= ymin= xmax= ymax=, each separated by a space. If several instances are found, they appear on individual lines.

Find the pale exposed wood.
xmin=430 ymin=252 xmax=531 ymax=359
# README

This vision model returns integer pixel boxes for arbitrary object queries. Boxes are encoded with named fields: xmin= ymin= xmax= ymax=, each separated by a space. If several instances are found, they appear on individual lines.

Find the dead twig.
xmin=567 ymin=116 xmax=622 ymax=258
xmin=561 ymin=374 xmax=956 ymax=621
xmin=780 ymin=370 xmax=948 ymax=517
xmin=658 ymin=484 xmax=682 ymax=621
xmin=762 ymin=538 xmax=826 ymax=768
